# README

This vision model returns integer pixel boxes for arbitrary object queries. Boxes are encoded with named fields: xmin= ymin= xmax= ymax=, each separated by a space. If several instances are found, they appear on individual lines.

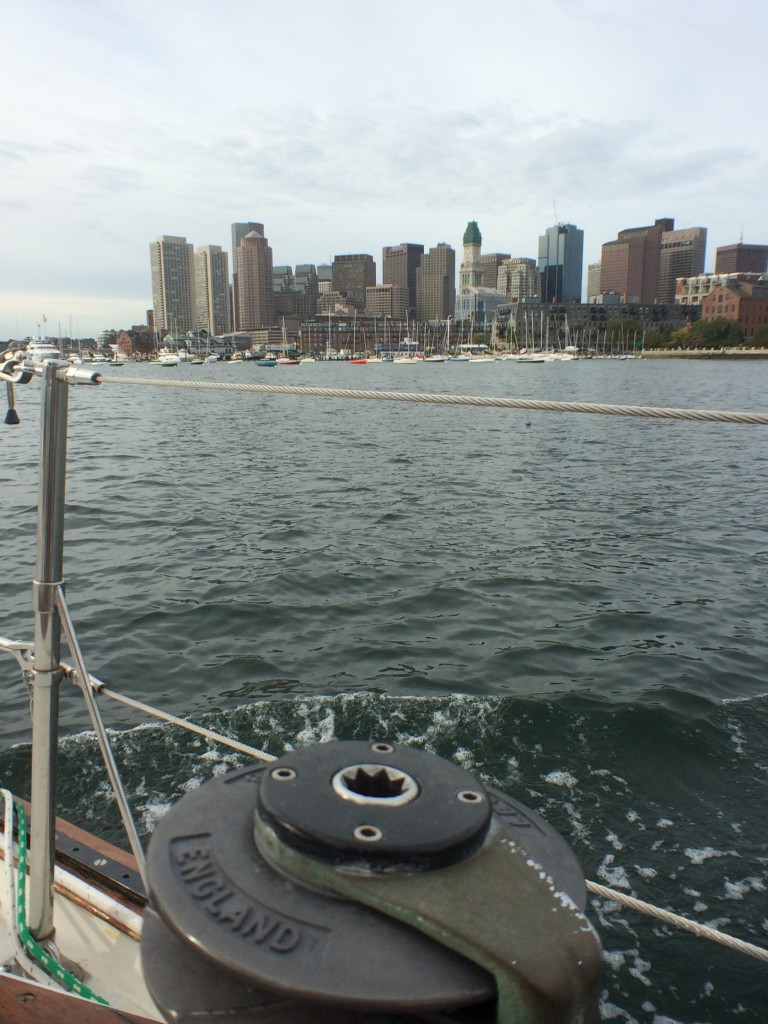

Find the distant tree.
xmin=672 ymin=317 xmax=744 ymax=349
xmin=643 ymin=326 xmax=674 ymax=349
xmin=751 ymin=326 xmax=768 ymax=348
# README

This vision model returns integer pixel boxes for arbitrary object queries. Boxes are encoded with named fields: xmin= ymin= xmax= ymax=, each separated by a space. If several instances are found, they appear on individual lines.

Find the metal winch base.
xmin=142 ymin=740 xmax=601 ymax=1022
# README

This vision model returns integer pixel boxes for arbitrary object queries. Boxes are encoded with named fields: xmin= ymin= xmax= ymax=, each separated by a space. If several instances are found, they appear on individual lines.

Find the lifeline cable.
xmin=101 ymin=376 xmax=768 ymax=425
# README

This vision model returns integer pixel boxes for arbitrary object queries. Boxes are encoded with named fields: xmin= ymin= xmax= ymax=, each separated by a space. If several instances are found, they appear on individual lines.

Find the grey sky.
xmin=2 ymin=0 xmax=765 ymax=338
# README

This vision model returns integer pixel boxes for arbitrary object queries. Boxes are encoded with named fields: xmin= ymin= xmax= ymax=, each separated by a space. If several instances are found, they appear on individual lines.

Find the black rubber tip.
xmin=5 ymin=408 xmax=20 ymax=425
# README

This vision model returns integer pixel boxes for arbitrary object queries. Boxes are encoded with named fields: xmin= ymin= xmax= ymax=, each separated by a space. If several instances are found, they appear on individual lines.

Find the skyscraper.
xmin=195 ymin=245 xmax=231 ymax=335
xmin=332 ymin=254 xmax=376 ymax=310
xmin=714 ymin=243 xmax=768 ymax=275
xmin=415 ymin=243 xmax=456 ymax=321
xmin=658 ymin=227 xmax=707 ymax=304
xmin=235 ymin=229 xmax=274 ymax=330
xmin=599 ymin=218 xmax=672 ymax=303
xmin=538 ymin=224 xmax=584 ymax=303
xmin=382 ymin=243 xmax=424 ymax=314
xmin=231 ymin=222 xmax=265 ymax=330
xmin=497 ymin=258 xmax=540 ymax=301
xmin=479 ymin=253 xmax=511 ymax=289
xmin=150 ymin=235 xmax=196 ymax=334
xmin=586 ymin=262 xmax=602 ymax=302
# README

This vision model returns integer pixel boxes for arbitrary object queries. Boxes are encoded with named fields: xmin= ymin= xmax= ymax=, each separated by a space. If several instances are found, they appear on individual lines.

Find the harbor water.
xmin=1 ymin=357 xmax=767 ymax=1021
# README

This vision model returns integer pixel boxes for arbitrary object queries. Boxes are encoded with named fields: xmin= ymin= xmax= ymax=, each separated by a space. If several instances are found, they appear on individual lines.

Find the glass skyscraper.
xmin=538 ymin=223 xmax=584 ymax=303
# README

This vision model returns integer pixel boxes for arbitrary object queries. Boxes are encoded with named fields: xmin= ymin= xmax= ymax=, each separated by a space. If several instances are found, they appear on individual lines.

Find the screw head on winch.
xmin=256 ymin=740 xmax=492 ymax=869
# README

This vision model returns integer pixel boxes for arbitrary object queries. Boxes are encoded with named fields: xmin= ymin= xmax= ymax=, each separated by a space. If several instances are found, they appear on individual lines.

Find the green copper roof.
xmin=463 ymin=221 xmax=482 ymax=246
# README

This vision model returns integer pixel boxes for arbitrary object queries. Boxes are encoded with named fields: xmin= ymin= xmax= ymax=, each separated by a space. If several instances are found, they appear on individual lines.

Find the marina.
xmin=1 ymin=356 xmax=767 ymax=1021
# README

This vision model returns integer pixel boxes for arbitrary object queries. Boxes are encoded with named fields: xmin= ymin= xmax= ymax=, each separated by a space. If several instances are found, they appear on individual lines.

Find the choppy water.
xmin=2 ymin=358 xmax=768 ymax=1021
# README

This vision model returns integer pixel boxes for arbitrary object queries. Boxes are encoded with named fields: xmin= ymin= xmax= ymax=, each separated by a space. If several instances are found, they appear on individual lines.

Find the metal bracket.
xmin=0 ymin=636 xmax=34 ymax=676
xmin=0 ymin=350 xmax=35 ymax=385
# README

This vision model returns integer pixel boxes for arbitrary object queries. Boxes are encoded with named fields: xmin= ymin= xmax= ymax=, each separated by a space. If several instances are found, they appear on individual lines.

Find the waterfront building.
xmin=195 ymin=245 xmax=231 ymax=336
xmin=675 ymin=271 xmax=767 ymax=305
xmin=497 ymin=258 xmax=540 ymax=302
xmin=714 ymin=243 xmax=768 ymax=275
xmin=700 ymin=277 xmax=768 ymax=339
xmin=415 ymin=243 xmax=456 ymax=322
xmin=538 ymin=223 xmax=584 ymax=303
xmin=235 ymin=228 xmax=274 ymax=330
xmin=586 ymin=262 xmax=602 ymax=302
xmin=658 ymin=227 xmax=707 ymax=304
xmin=599 ymin=218 xmax=672 ymax=303
xmin=494 ymin=300 xmax=699 ymax=350
xmin=365 ymin=284 xmax=409 ymax=319
xmin=332 ymin=254 xmax=376 ymax=310
xmin=382 ymin=243 xmax=424 ymax=315
xmin=150 ymin=235 xmax=196 ymax=334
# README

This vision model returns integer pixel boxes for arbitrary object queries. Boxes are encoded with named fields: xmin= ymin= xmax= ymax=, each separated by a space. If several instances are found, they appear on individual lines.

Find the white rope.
xmin=102 ymin=376 xmax=768 ymax=425
xmin=587 ymin=880 xmax=768 ymax=963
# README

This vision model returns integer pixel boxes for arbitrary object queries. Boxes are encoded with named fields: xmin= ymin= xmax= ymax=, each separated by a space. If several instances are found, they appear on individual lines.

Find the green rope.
xmin=13 ymin=800 xmax=109 ymax=1004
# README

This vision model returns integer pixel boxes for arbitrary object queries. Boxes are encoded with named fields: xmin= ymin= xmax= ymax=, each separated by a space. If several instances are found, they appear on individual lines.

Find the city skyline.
xmin=2 ymin=0 xmax=767 ymax=338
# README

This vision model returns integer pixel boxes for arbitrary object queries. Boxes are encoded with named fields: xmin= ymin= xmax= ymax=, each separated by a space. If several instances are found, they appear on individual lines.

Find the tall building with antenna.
xmin=538 ymin=223 xmax=584 ymax=303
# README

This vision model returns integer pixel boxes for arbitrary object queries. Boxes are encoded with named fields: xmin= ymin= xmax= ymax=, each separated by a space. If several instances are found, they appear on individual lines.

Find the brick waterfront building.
xmin=700 ymin=279 xmax=768 ymax=339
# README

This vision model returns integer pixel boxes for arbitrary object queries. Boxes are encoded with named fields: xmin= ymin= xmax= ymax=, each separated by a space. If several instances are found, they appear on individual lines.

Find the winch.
xmin=141 ymin=740 xmax=601 ymax=1022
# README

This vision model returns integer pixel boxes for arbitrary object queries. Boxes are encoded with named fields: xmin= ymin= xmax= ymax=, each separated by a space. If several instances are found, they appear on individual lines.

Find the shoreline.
xmin=641 ymin=348 xmax=768 ymax=359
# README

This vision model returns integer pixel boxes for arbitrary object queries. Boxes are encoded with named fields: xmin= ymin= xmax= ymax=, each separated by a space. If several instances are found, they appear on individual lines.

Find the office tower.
xmin=538 ymin=223 xmax=584 ymax=303
xmin=274 ymin=264 xmax=318 ymax=319
xmin=273 ymin=265 xmax=293 ymax=292
xmin=365 ymin=284 xmax=409 ymax=318
xmin=586 ymin=262 xmax=602 ymax=301
xmin=316 ymin=264 xmax=333 ymax=295
xmin=195 ymin=245 xmax=231 ymax=336
xmin=235 ymin=228 xmax=274 ymax=330
xmin=497 ymin=258 xmax=540 ymax=301
xmin=658 ymin=227 xmax=707 ymax=304
xmin=382 ymin=243 xmax=424 ymax=314
xmin=479 ymin=253 xmax=511 ymax=289
xmin=600 ymin=218 xmax=673 ymax=303
xmin=232 ymin=222 xmax=265 ymax=255
xmin=231 ymin=222 xmax=265 ymax=329
xmin=331 ymin=254 xmax=376 ymax=310
xmin=150 ymin=235 xmax=196 ymax=334
xmin=715 ymin=243 xmax=768 ymax=275
xmin=415 ymin=243 xmax=456 ymax=321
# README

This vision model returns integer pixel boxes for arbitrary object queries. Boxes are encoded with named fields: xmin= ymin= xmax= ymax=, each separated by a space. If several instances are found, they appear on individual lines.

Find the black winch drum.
xmin=141 ymin=740 xmax=601 ymax=1022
